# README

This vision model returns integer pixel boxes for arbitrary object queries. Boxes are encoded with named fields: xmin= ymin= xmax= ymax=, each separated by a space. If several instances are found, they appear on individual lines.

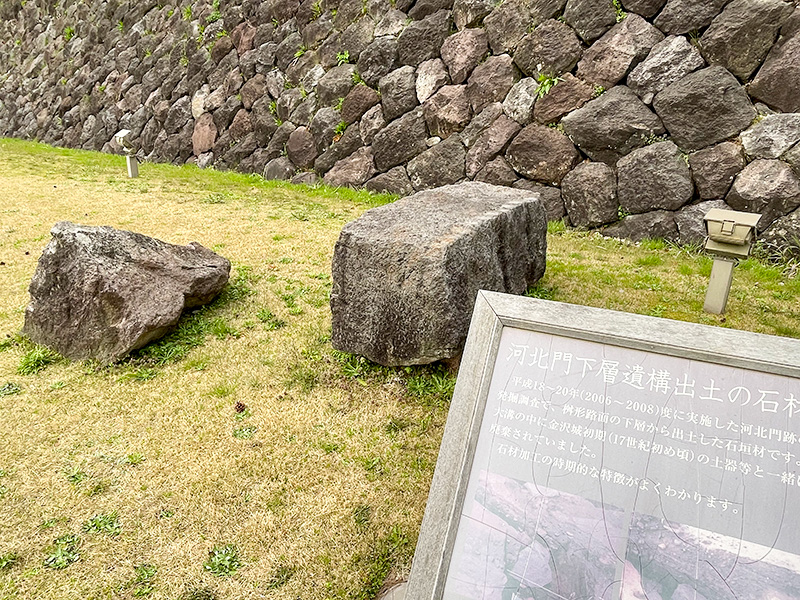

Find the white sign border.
xmin=405 ymin=290 xmax=800 ymax=599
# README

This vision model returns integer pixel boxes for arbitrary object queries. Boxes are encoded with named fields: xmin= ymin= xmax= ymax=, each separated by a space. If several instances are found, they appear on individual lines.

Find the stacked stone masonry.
xmin=2 ymin=0 xmax=800 ymax=246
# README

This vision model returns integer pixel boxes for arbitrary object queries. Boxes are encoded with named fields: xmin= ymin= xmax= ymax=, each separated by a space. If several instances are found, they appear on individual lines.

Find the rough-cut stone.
xmin=407 ymin=134 xmax=466 ymax=190
xmin=466 ymin=54 xmax=518 ymax=113
xmin=620 ymin=0 xmax=667 ymax=19
xmin=785 ymin=143 xmax=800 ymax=177
xmin=286 ymin=126 xmax=318 ymax=168
xmin=484 ymin=0 xmax=566 ymax=54
xmin=324 ymin=147 xmax=376 ymax=187
xmin=674 ymin=199 xmax=730 ymax=244
xmin=341 ymin=84 xmax=380 ymax=125
xmin=264 ymin=156 xmax=296 ymax=180
xmin=316 ymin=64 xmax=357 ymax=106
xmin=562 ymin=86 xmax=666 ymax=165
xmin=561 ymin=161 xmax=619 ymax=227
xmin=409 ymin=0 xmax=454 ymax=20
xmin=602 ymin=210 xmax=679 ymax=242
xmin=564 ymin=0 xmax=616 ymax=43
xmin=506 ymin=124 xmax=580 ymax=185
xmin=23 ymin=221 xmax=231 ymax=363
xmin=652 ymin=66 xmax=755 ymax=152
xmin=416 ymin=59 xmax=451 ymax=103
xmin=749 ymin=33 xmax=800 ymax=114
xmin=654 ymin=0 xmax=730 ymax=35
xmin=453 ymin=0 xmax=495 ymax=29
xmin=192 ymin=112 xmax=217 ymax=155
xmin=726 ymin=159 xmax=800 ymax=230
xmin=761 ymin=207 xmax=800 ymax=251
xmin=365 ymin=166 xmax=415 ymax=195
xmin=617 ymin=141 xmax=694 ymax=213
xmin=240 ymin=74 xmax=267 ymax=110
xmin=442 ymin=29 xmax=489 ymax=84
xmin=309 ymin=106 xmax=342 ymax=152
xmin=475 ymin=156 xmax=518 ymax=187
xmin=374 ymin=9 xmax=408 ymax=37
xmin=700 ymin=0 xmax=793 ymax=81
xmin=373 ymin=109 xmax=429 ymax=171
xmin=515 ymin=20 xmax=583 ymax=79
xmin=461 ymin=102 xmax=505 ymax=147
xmin=513 ymin=180 xmax=567 ymax=220
xmin=466 ymin=115 xmax=522 ymax=178
xmin=228 ymin=109 xmax=253 ymax=141
xmin=740 ymin=113 xmax=800 ymax=160
xmin=533 ymin=74 xmax=595 ymax=124
xmin=357 ymin=36 xmax=399 ymax=88
xmin=397 ymin=9 xmax=452 ymax=66
xmin=314 ymin=126 xmax=364 ymax=174
xmin=379 ymin=66 xmax=419 ymax=121
xmin=688 ymin=141 xmax=745 ymax=199
xmin=483 ymin=0 xmax=532 ymax=54
xmin=330 ymin=182 xmax=547 ymax=365
xmin=576 ymin=14 xmax=664 ymax=89
xmin=503 ymin=78 xmax=539 ymax=125
xmin=423 ymin=85 xmax=471 ymax=138
xmin=627 ymin=36 xmax=705 ymax=104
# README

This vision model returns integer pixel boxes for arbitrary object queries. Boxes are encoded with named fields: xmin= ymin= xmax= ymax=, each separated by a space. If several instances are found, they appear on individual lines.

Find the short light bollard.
xmin=701 ymin=208 xmax=761 ymax=315
xmin=114 ymin=129 xmax=139 ymax=179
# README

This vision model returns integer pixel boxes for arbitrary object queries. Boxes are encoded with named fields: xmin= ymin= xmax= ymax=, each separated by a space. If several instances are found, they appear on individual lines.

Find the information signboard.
xmin=407 ymin=291 xmax=800 ymax=600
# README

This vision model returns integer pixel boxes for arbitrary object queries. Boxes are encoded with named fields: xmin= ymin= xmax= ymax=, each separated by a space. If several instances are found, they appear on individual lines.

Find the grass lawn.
xmin=1 ymin=138 xmax=799 ymax=599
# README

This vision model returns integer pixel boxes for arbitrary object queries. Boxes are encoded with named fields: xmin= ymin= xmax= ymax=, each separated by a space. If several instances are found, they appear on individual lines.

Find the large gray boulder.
xmin=407 ymin=134 xmax=467 ymax=190
xmin=654 ymin=0 xmax=729 ymax=35
xmin=330 ymin=182 xmax=547 ymax=365
xmin=561 ymin=161 xmax=619 ymax=227
xmin=440 ymin=27 xmax=488 ymax=84
xmin=563 ymin=0 xmax=616 ymax=43
xmin=397 ymin=9 xmax=452 ymax=66
xmin=562 ymin=86 xmax=666 ymax=165
xmin=602 ymin=210 xmax=679 ymax=242
xmin=688 ymin=141 xmax=745 ymax=199
xmin=513 ymin=19 xmax=583 ymax=78
xmin=699 ymin=0 xmax=793 ymax=81
xmin=726 ymin=159 xmax=800 ymax=230
xmin=674 ymin=199 xmax=730 ymax=244
xmin=626 ymin=35 xmax=705 ymax=105
xmin=749 ymin=32 xmax=800 ymax=113
xmin=505 ymin=123 xmax=580 ymax=185
xmin=372 ymin=109 xmax=428 ymax=171
xmin=652 ymin=66 xmax=755 ymax=151
xmin=23 ymin=222 xmax=231 ymax=363
xmin=740 ymin=113 xmax=800 ymax=160
xmin=617 ymin=141 xmax=694 ymax=213
xmin=576 ymin=14 xmax=664 ymax=89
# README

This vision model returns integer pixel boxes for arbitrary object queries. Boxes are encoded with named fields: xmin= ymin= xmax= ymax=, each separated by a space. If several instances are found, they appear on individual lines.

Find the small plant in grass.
xmin=234 ymin=401 xmax=251 ymax=420
xmin=336 ymin=50 xmax=350 ymax=65
xmin=120 ymin=367 xmax=158 ymax=382
xmin=294 ymin=45 xmax=307 ymax=58
xmin=353 ymin=504 xmax=371 ymax=530
xmin=311 ymin=0 xmax=322 ymax=19
xmin=127 ymin=563 xmax=158 ymax=597
xmin=124 ymin=452 xmax=146 ymax=465
xmin=88 ymin=479 xmax=112 ymax=496
xmin=201 ymin=192 xmax=228 ymax=204
xmin=265 ymin=561 xmax=295 ymax=590
xmin=334 ymin=97 xmax=345 ymax=111
xmin=64 ymin=26 xmax=75 ymax=41
xmin=43 ymin=534 xmax=81 ymax=569
xmin=210 ymin=382 xmax=236 ymax=397
xmin=536 ymin=73 xmax=562 ymax=98
xmin=334 ymin=120 xmax=347 ymax=135
xmin=0 ymin=552 xmax=19 ymax=570
xmin=66 ymin=468 xmax=88 ymax=485
xmin=0 ymin=335 xmax=21 ymax=352
xmin=183 ymin=5 xmax=192 ymax=20
xmin=525 ymin=283 xmax=556 ymax=300
xmin=209 ymin=317 xmax=240 ymax=339
xmin=203 ymin=544 xmax=241 ymax=577
xmin=256 ymin=308 xmax=286 ymax=330
xmin=351 ymin=70 xmax=364 ymax=85
xmin=232 ymin=425 xmax=257 ymax=439
xmin=405 ymin=366 xmax=455 ymax=407
xmin=353 ymin=526 xmax=410 ymax=600
xmin=117 ymin=20 xmax=124 ymax=32
xmin=319 ymin=439 xmax=341 ymax=453
xmin=83 ymin=512 xmax=121 ymax=537
xmin=18 ymin=345 xmax=60 ymax=375
xmin=0 ymin=382 xmax=21 ymax=396
xmin=181 ymin=585 xmax=218 ymax=600
xmin=158 ymin=508 xmax=175 ymax=519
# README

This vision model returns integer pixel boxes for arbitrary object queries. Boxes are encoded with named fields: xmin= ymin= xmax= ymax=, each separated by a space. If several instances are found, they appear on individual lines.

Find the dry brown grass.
xmin=1 ymin=139 xmax=799 ymax=599
xmin=0 ymin=139 xmax=446 ymax=599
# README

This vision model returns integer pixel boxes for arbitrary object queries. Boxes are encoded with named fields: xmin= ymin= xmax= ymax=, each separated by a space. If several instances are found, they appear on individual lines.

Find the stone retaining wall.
xmin=2 ymin=0 xmax=800 ymax=246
